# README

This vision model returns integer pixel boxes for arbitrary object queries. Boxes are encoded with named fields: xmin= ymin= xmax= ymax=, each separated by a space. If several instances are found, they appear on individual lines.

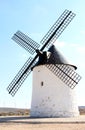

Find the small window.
xmin=41 ymin=81 xmax=44 ymax=86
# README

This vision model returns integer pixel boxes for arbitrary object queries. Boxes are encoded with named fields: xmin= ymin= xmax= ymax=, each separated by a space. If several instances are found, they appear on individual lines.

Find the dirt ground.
xmin=0 ymin=115 xmax=85 ymax=130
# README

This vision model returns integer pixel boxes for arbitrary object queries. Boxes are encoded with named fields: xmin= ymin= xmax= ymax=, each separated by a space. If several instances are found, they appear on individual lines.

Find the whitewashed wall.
xmin=30 ymin=65 xmax=79 ymax=117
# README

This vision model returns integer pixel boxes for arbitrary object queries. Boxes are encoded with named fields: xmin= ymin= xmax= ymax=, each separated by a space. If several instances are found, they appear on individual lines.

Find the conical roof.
xmin=48 ymin=45 xmax=68 ymax=64
xmin=33 ymin=45 xmax=77 ymax=70
xmin=48 ymin=45 xmax=77 ymax=69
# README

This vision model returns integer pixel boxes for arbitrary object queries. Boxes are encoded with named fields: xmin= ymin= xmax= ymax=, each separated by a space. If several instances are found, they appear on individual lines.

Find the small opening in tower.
xmin=41 ymin=81 xmax=44 ymax=86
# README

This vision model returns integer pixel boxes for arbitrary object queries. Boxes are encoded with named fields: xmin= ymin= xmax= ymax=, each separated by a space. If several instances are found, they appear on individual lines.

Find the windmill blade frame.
xmin=12 ymin=30 xmax=40 ymax=55
xmin=40 ymin=9 xmax=76 ymax=49
xmin=46 ymin=63 xmax=81 ymax=89
xmin=7 ymin=57 xmax=37 ymax=96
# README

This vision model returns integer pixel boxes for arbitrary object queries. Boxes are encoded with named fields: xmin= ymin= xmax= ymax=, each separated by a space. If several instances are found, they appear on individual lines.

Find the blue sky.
xmin=0 ymin=0 xmax=85 ymax=108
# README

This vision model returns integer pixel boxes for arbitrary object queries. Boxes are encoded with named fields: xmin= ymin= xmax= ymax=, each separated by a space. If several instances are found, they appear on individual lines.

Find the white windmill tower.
xmin=31 ymin=45 xmax=80 ymax=117
xmin=7 ymin=10 xmax=81 ymax=117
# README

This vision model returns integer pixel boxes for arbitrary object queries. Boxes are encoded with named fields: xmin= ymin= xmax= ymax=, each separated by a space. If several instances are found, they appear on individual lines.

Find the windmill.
xmin=7 ymin=10 xmax=81 ymax=117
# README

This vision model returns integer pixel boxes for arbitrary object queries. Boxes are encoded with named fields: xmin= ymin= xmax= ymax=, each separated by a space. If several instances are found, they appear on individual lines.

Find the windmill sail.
xmin=46 ymin=64 xmax=81 ymax=89
xmin=7 ymin=57 xmax=37 ymax=96
xmin=12 ymin=31 xmax=40 ymax=55
xmin=40 ymin=9 xmax=76 ymax=49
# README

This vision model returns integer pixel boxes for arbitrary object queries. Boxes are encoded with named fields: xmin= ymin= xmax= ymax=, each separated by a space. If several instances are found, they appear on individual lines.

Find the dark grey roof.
xmin=33 ymin=45 xmax=77 ymax=70
xmin=48 ymin=45 xmax=68 ymax=64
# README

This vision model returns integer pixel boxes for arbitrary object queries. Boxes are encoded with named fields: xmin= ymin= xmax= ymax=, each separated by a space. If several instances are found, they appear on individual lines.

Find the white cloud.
xmin=54 ymin=40 xmax=79 ymax=49
xmin=54 ymin=40 xmax=66 ymax=48
xmin=55 ymin=40 xmax=85 ymax=55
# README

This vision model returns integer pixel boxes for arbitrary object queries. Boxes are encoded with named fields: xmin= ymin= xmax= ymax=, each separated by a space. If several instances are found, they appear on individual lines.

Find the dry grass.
xmin=0 ymin=107 xmax=85 ymax=116
xmin=79 ymin=108 xmax=85 ymax=115
xmin=0 ymin=108 xmax=30 ymax=116
xmin=0 ymin=107 xmax=85 ymax=130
